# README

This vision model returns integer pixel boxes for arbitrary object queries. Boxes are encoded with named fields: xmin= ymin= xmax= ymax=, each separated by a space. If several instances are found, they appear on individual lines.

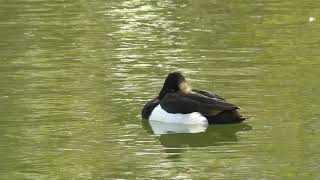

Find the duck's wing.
xmin=160 ymin=92 xmax=238 ymax=117
xmin=141 ymin=98 xmax=159 ymax=119
xmin=192 ymin=89 xmax=226 ymax=101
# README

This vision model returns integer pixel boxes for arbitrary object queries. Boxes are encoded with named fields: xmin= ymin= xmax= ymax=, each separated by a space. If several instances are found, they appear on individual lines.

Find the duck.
xmin=141 ymin=72 xmax=246 ymax=124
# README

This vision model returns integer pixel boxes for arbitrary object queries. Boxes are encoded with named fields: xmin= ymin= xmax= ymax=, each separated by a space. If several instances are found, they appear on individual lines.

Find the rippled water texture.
xmin=0 ymin=0 xmax=319 ymax=179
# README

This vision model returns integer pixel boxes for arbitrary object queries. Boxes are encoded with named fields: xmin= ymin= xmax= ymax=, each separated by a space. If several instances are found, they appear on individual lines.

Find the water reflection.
xmin=143 ymin=120 xmax=252 ymax=155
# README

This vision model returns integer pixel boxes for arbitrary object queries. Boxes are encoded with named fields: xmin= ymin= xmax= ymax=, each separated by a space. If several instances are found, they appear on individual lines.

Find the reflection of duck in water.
xmin=159 ymin=124 xmax=252 ymax=148
xmin=142 ymin=72 xmax=246 ymax=124
xmin=142 ymin=120 xmax=252 ymax=148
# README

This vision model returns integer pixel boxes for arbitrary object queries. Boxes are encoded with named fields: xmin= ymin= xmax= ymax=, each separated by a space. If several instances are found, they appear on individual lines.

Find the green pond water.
xmin=0 ymin=0 xmax=320 ymax=179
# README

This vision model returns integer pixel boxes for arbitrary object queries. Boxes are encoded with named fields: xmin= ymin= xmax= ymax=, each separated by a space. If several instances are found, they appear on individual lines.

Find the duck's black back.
xmin=160 ymin=91 xmax=238 ymax=117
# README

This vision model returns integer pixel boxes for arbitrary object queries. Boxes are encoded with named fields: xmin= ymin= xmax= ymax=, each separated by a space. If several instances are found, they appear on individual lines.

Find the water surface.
xmin=0 ymin=0 xmax=319 ymax=179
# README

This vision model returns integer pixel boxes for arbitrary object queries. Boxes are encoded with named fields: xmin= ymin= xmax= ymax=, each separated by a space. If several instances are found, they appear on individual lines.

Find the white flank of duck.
xmin=149 ymin=105 xmax=208 ymax=125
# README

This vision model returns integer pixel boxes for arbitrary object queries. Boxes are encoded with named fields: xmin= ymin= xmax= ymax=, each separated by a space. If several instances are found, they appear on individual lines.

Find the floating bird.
xmin=142 ymin=72 xmax=246 ymax=124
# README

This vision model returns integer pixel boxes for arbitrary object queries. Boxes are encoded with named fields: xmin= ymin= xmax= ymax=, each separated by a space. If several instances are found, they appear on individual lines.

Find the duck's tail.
xmin=206 ymin=110 xmax=246 ymax=124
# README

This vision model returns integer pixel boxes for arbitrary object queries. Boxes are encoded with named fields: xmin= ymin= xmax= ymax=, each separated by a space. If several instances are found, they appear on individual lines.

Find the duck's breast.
xmin=149 ymin=105 xmax=208 ymax=125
